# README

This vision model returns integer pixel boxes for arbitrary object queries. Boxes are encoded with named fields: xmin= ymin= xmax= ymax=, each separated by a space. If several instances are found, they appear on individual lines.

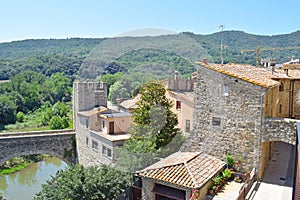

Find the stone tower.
xmin=73 ymin=81 xmax=107 ymax=130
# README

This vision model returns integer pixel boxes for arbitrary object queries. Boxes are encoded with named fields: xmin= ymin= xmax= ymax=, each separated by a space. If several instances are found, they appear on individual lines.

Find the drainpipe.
xmin=257 ymin=90 xmax=266 ymax=181
xmin=291 ymin=80 xmax=295 ymax=118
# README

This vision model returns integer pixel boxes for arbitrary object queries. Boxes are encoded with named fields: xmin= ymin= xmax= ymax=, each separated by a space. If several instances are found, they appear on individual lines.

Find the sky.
xmin=1 ymin=0 xmax=300 ymax=43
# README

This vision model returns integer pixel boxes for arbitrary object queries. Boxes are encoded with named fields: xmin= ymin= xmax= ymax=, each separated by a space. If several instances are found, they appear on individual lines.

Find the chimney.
xmin=174 ymin=71 xmax=179 ymax=91
xmin=203 ymin=58 xmax=208 ymax=64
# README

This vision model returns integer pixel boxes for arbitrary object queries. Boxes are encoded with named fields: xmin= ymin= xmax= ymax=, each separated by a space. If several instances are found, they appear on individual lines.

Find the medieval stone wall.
xmin=181 ymin=66 xmax=267 ymax=173
xmin=73 ymin=81 xmax=107 ymax=130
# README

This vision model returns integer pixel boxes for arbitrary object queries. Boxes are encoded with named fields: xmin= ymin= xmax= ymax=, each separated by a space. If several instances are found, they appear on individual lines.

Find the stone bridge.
xmin=0 ymin=129 xmax=76 ymax=165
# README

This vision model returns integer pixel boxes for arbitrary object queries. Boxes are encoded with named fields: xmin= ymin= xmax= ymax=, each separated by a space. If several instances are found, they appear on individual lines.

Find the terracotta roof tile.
xmin=137 ymin=152 xmax=225 ymax=189
xmin=195 ymin=62 xmax=300 ymax=88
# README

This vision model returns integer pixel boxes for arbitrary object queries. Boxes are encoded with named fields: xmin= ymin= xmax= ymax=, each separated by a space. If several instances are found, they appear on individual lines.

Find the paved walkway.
xmin=249 ymin=142 xmax=295 ymax=200
xmin=210 ymin=181 xmax=243 ymax=200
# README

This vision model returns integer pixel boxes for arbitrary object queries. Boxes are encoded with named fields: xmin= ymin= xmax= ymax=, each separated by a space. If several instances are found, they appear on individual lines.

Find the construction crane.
xmin=241 ymin=46 xmax=300 ymax=67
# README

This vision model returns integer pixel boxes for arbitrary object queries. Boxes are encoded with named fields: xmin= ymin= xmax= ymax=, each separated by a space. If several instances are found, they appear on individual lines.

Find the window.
xmin=92 ymin=140 xmax=98 ymax=150
xmin=102 ymin=145 xmax=107 ymax=155
xmin=222 ymin=85 xmax=229 ymax=96
xmin=176 ymin=101 xmax=181 ymax=110
xmin=102 ymin=120 xmax=105 ymax=128
xmin=279 ymin=104 xmax=282 ymax=113
xmin=279 ymin=84 xmax=284 ymax=92
xmin=86 ymin=137 xmax=89 ymax=146
xmin=102 ymin=145 xmax=112 ymax=158
xmin=107 ymin=148 xmax=112 ymax=157
xmin=85 ymin=118 xmax=89 ymax=128
xmin=212 ymin=117 xmax=221 ymax=126
xmin=185 ymin=120 xmax=191 ymax=133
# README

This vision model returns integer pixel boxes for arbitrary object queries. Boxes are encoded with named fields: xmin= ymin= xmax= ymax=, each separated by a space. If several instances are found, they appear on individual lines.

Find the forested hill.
xmin=1 ymin=30 xmax=300 ymax=80
xmin=0 ymin=38 xmax=105 ymax=80
xmin=0 ymin=38 xmax=104 ymax=58
xmin=183 ymin=30 xmax=300 ymax=64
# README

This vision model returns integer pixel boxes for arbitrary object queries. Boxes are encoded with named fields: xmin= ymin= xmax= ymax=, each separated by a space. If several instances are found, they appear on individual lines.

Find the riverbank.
xmin=0 ymin=162 xmax=33 ymax=175
xmin=0 ymin=155 xmax=47 ymax=175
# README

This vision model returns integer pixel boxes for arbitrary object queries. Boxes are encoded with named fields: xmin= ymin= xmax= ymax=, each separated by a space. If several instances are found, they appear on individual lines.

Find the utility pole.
xmin=219 ymin=24 xmax=225 ymax=65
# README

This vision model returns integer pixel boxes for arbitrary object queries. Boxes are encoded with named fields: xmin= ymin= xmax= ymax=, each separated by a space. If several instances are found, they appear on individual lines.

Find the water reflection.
xmin=0 ymin=157 xmax=67 ymax=200
xmin=0 ymin=176 xmax=8 ymax=196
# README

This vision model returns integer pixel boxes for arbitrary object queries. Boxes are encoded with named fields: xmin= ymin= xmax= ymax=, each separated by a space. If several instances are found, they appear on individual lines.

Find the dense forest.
xmin=1 ymin=31 xmax=300 ymax=81
xmin=0 ymin=38 xmax=105 ymax=80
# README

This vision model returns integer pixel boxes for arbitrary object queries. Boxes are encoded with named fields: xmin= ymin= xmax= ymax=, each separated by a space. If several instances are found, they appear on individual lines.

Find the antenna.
xmin=219 ymin=24 xmax=225 ymax=65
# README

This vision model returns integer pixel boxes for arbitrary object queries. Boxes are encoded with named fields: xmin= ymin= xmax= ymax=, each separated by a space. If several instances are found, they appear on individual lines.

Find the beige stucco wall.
xmin=104 ymin=116 xmax=133 ymax=134
xmin=166 ymin=91 xmax=194 ymax=134
xmin=86 ymin=115 xmax=133 ymax=134
xmin=258 ymin=141 xmax=275 ymax=180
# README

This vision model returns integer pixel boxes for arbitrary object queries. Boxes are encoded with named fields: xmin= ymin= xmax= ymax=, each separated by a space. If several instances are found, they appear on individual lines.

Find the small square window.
xmin=102 ymin=121 xmax=105 ymax=128
xmin=212 ymin=117 xmax=221 ymax=126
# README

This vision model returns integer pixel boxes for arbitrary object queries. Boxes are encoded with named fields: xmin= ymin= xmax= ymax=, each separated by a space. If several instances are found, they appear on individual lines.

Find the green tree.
xmin=133 ymin=81 xmax=179 ymax=148
xmin=115 ymin=136 xmax=156 ymax=172
xmin=100 ymin=72 xmax=124 ymax=86
xmin=34 ymin=165 xmax=132 ymax=200
xmin=47 ymin=72 xmax=72 ymax=103
xmin=49 ymin=116 xmax=62 ymax=129
xmin=0 ymin=94 xmax=17 ymax=125
xmin=52 ymin=101 xmax=68 ymax=117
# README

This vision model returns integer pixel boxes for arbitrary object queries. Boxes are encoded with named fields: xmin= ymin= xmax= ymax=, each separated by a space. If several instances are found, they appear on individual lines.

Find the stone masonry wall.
xmin=264 ymin=118 xmax=299 ymax=145
xmin=181 ymin=65 xmax=267 ymax=173
xmin=73 ymin=81 xmax=107 ymax=130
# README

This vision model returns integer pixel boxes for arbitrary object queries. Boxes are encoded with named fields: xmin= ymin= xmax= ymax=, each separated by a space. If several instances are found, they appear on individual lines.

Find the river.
xmin=0 ymin=157 xmax=67 ymax=200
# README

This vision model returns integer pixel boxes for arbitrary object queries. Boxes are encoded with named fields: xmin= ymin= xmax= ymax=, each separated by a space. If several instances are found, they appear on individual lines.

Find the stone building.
xmin=73 ymin=81 xmax=133 ymax=166
xmin=136 ymin=152 xmax=225 ymax=200
xmin=181 ymin=61 xmax=300 ymax=180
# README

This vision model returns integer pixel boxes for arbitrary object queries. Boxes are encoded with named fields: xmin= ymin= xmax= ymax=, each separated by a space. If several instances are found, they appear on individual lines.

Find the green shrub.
xmin=225 ymin=153 xmax=235 ymax=167
xmin=16 ymin=111 xmax=25 ymax=122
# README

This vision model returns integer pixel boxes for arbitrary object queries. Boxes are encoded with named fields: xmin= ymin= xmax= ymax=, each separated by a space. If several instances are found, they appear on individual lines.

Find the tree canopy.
xmin=34 ymin=165 xmax=132 ymax=200
xmin=133 ymin=81 xmax=179 ymax=148
xmin=0 ymin=71 xmax=72 ymax=130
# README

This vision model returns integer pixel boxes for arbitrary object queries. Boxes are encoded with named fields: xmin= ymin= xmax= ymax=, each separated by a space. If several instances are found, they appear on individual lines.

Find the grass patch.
xmin=0 ymin=162 xmax=32 ymax=175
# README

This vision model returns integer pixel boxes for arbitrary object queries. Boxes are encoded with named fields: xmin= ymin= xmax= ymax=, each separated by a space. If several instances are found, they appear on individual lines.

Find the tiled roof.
xmin=119 ymin=94 xmax=141 ymax=109
xmin=137 ymin=152 xmax=225 ymax=189
xmin=195 ymin=62 xmax=300 ymax=88
xmin=168 ymin=91 xmax=195 ymax=105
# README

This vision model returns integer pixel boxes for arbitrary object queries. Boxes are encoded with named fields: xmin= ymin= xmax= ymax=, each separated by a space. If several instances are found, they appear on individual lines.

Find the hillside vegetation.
xmin=0 ymin=38 xmax=104 ymax=80
xmin=1 ymin=31 xmax=300 ymax=81
xmin=183 ymin=30 xmax=300 ymax=65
